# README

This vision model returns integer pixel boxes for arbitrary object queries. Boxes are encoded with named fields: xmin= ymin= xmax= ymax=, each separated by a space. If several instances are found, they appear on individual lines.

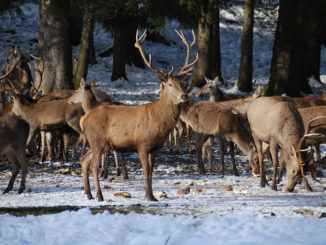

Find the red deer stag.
xmin=80 ymin=29 xmax=198 ymax=201
xmin=0 ymin=115 xmax=29 ymax=194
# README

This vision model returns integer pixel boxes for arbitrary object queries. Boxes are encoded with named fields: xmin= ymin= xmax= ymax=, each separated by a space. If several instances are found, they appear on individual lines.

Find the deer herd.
xmin=1 ymin=31 xmax=326 ymax=202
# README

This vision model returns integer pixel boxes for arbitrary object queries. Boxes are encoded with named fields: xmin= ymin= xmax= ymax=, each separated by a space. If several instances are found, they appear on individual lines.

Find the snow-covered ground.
xmin=1 ymin=3 xmax=326 ymax=245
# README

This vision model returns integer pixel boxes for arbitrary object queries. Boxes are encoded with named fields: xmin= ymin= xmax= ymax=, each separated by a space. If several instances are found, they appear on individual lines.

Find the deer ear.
xmin=6 ymin=90 xmax=16 ymax=100
xmin=156 ymin=72 xmax=168 ymax=83
xmin=178 ymin=73 xmax=191 ymax=89
xmin=89 ymin=77 xmax=96 ymax=87
xmin=213 ymin=76 xmax=219 ymax=85
xmin=80 ymin=77 xmax=86 ymax=89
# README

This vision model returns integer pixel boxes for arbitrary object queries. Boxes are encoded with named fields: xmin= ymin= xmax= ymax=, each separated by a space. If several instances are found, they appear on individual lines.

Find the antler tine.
xmin=0 ymin=51 xmax=6 ymax=57
xmin=0 ymin=47 xmax=21 ymax=81
xmin=297 ymin=115 xmax=326 ymax=152
xmin=28 ymin=55 xmax=44 ymax=93
xmin=135 ymin=29 xmax=164 ymax=75
xmin=178 ymin=53 xmax=199 ymax=76
xmin=175 ymin=29 xmax=198 ymax=76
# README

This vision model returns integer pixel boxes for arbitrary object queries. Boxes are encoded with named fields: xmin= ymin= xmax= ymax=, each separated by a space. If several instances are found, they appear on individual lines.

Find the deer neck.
xmin=159 ymin=92 xmax=181 ymax=121
xmin=83 ymin=89 xmax=98 ymax=113
xmin=228 ymin=128 xmax=252 ymax=156
xmin=13 ymin=98 xmax=31 ymax=120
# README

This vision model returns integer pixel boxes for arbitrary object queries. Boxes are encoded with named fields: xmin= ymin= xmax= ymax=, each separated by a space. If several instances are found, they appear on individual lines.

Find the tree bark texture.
xmin=191 ymin=0 xmax=223 ymax=90
xmin=74 ymin=8 xmax=95 ymax=89
xmin=38 ymin=0 xmax=73 ymax=94
xmin=111 ymin=20 xmax=144 ymax=82
xmin=266 ymin=0 xmax=324 ymax=96
xmin=237 ymin=0 xmax=254 ymax=92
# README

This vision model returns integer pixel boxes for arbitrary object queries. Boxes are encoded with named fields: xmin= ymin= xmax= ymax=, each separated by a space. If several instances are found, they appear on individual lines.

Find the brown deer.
xmin=289 ymin=96 xmax=326 ymax=108
xmin=194 ymin=78 xmax=263 ymax=173
xmin=195 ymin=76 xmax=242 ymax=101
xmin=67 ymin=77 xmax=128 ymax=179
xmin=35 ymin=77 xmax=111 ymax=161
xmin=247 ymin=96 xmax=315 ymax=192
xmin=179 ymin=100 xmax=259 ymax=176
xmin=1 ymin=46 xmax=32 ymax=95
xmin=9 ymin=92 xmax=86 ymax=160
xmin=0 ymin=115 xmax=29 ymax=194
xmin=80 ymin=29 xmax=197 ymax=201
xmin=37 ymin=77 xmax=112 ymax=104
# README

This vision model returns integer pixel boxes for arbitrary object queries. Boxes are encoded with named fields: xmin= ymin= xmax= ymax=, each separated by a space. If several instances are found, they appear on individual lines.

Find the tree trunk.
xmin=266 ymin=0 xmax=323 ymax=96
xmin=237 ymin=0 xmax=254 ymax=92
xmin=301 ymin=0 xmax=323 ymax=83
xmin=111 ymin=21 xmax=144 ymax=82
xmin=73 ymin=8 xmax=95 ymax=89
xmin=38 ymin=0 xmax=73 ymax=94
xmin=191 ymin=0 xmax=223 ymax=90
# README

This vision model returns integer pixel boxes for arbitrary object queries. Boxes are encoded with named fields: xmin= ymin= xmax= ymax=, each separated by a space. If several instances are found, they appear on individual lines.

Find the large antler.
xmin=296 ymin=115 xmax=326 ymax=190
xmin=0 ymin=46 xmax=21 ymax=81
xmin=135 ymin=30 xmax=173 ymax=76
xmin=175 ymin=29 xmax=198 ymax=76
xmin=28 ymin=55 xmax=44 ymax=93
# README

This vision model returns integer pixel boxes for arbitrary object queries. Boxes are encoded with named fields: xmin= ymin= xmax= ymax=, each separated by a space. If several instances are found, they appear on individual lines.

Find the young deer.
xmin=80 ymin=29 xmax=197 ymax=201
xmin=67 ymin=77 xmax=128 ymax=179
xmin=194 ymin=77 xmax=263 ymax=174
xmin=180 ymin=100 xmax=259 ymax=176
xmin=0 ymin=116 xmax=29 ymax=194
xmin=10 ymin=93 xmax=86 ymax=160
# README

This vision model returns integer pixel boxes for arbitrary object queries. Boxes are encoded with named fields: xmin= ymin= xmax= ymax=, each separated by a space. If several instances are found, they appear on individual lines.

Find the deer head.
xmin=135 ymin=29 xmax=198 ymax=105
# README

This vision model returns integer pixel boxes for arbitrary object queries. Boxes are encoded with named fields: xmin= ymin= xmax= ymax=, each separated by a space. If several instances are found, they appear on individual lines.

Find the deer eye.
xmin=168 ymin=83 xmax=173 ymax=87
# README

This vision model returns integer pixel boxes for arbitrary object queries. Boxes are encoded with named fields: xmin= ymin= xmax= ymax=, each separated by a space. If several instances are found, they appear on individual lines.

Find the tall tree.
xmin=97 ymin=0 xmax=146 ymax=82
xmin=237 ymin=0 xmax=255 ymax=92
xmin=38 ymin=0 xmax=73 ymax=94
xmin=73 ymin=7 xmax=95 ymax=88
xmin=191 ymin=0 xmax=223 ymax=90
xmin=266 ymin=0 xmax=324 ymax=96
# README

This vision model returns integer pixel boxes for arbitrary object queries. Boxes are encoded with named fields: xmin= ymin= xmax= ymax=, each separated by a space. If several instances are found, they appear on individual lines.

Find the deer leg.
xmin=269 ymin=141 xmax=279 ymax=191
xmin=195 ymin=133 xmax=209 ymax=175
xmin=186 ymin=124 xmax=192 ymax=155
xmin=113 ymin=151 xmax=121 ymax=177
xmin=26 ymin=128 xmax=39 ymax=157
xmin=216 ymin=137 xmax=225 ymax=175
xmin=3 ymin=152 xmax=19 ymax=193
xmin=62 ymin=131 xmax=69 ymax=161
xmin=81 ymin=150 xmax=93 ymax=199
xmin=314 ymin=144 xmax=321 ymax=161
xmin=277 ymin=150 xmax=285 ymax=184
xmin=16 ymin=151 xmax=28 ymax=194
xmin=168 ymin=132 xmax=173 ymax=152
xmin=138 ymin=148 xmax=157 ymax=201
xmin=45 ymin=131 xmax=53 ymax=161
xmin=72 ymin=134 xmax=82 ymax=159
xmin=254 ymin=137 xmax=266 ymax=188
xmin=100 ymin=150 xmax=108 ymax=179
xmin=91 ymin=149 xmax=103 ymax=201
xmin=202 ymin=138 xmax=212 ymax=172
xmin=230 ymin=142 xmax=239 ymax=176
xmin=80 ymin=134 xmax=86 ymax=157
xmin=40 ymin=131 xmax=46 ymax=162
xmin=176 ymin=122 xmax=184 ymax=153
xmin=174 ymin=127 xmax=180 ymax=153
xmin=121 ymin=153 xmax=129 ymax=179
